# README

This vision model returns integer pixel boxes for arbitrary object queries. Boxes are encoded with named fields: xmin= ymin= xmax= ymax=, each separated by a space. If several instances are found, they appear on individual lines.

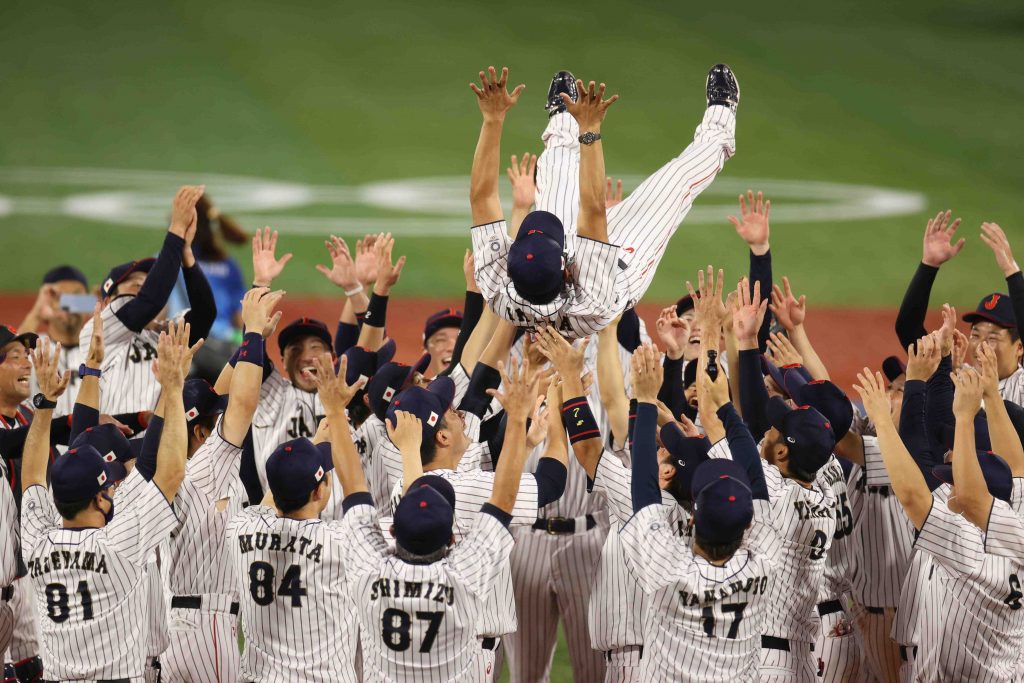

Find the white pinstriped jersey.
xmin=471 ymin=221 xmax=628 ymax=339
xmin=999 ymin=366 xmax=1024 ymax=408
xmin=251 ymin=369 xmax=324 ymax=492
xmin=588 ymin=450 xmax=688 ymax=651
xmin=29 ymin=338 xmax=85 ymax=418
xmin=913 ymin=496 xmax=1024 ymax=682
xmin=986 ymin=490 xmax=1024 ymax=561
xmin=349 ymin=415 xmax=391 ymax=519
xmin=341 ymin=501 xmax=514 ymax=682
xmin=389 ymin=468 xmax=538 ymax=638
xmin=818 ymin=456 xmax=855 ymax=600
xmin=380 ymin=440 xmax=485 ymax=515
xmin=20 ymin=477 xmax=177 ymax=681
xmin=0 ymin=460 xmax=19 ymax=587
xmin=848 ymin=436 xmax=915 ymax=608
xmin=621 ymin=500 xmax=777 ymax=682
xmin=226 ymin=505 xmax=358 ymax=683
xmin=79 ymin=296 xmax=163 ymax=415
xmin=892 ymin=486 xmax=948 ymax=648
xmin=167 ymin=420 xmax=244 ymax=598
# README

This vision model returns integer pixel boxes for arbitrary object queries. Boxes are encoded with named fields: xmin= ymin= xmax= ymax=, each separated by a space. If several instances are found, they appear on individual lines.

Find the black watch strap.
xmin=578 ymin=131 xmax=602 ymax=145
xmin=79 ymin=364 xmax=101 ymax=379
xmin=33 ymin=393 xmax=57 ymax=410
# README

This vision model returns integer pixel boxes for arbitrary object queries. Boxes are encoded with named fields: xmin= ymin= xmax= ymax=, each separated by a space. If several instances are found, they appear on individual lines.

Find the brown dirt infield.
xmin=0 ymin=294 xmax=944 ymax=393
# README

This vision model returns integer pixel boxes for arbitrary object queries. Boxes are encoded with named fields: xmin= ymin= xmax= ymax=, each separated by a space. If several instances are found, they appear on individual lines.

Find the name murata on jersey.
xmin=236 ymin=531 xmax=324 ymax=562
xmin=369 ymin=578 xmax=455 ymax=606
xmin=677 ymin=574 xmax=770 ymax=608
xmin=27 ymin=550 xmax=111 ymax=578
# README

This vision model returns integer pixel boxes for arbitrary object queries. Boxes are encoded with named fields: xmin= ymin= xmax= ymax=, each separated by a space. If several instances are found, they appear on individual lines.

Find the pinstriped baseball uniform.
xmin=0 ymin=458 xmax=19 ymax=659
xmin=79 ymin=297 xmax=163 ymax=415
xmin=532 ymin=104 xmax=735 ymax=305
xmin=999 ymin=366 xmax=1024 ymax=407
xmin=20 ymin=476 xmax=178 ymax=681
xmin=588 ymin=449 xmax=688 ymax=682
xmin=341 ymin=499 xmax=515 ymax=682
xmin=226 ymin=504 xmax=358 ymax=683
xmin=251 ymin=369 xmax=324 ymax=492
xmin=912 ymin=495 xmax=1024 ymax=682
xmin=390 ymin=468 xmax=539 ymax=641
xmin=28 ymin=338 xmax=84 ymax=418
xmin=381 ymin=440 xmax=487 ymax=516
xmin=161 ymin=418 xmax=244 ymax=683
xmin=620 ymin=498 xmax=778 ymax=682
xmin=349 ymin=415 xmax=391 ymax=520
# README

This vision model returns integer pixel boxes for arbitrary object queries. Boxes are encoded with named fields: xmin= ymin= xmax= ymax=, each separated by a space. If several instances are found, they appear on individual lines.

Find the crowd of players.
xmin=1 ymin=62 xmax=1023 ymax=683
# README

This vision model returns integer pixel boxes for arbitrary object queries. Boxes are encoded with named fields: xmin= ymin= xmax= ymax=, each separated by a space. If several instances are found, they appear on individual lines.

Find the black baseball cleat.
xmin=706 ymin=64 xmax=740 ymax=111
xmin=545 ymin=70 xmax=578 ymax=117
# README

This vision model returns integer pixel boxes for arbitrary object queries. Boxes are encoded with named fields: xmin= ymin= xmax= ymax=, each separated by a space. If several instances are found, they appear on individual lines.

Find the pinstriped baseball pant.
xmin=536 ymin=106 xmax=736 ymax=306
xmin=161 ymin=606 xmax=239 ymax=683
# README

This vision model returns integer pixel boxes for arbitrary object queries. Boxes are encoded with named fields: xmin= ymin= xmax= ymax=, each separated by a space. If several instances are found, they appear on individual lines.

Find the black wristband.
xmin=364 ymin=293 xmax=389 ymax=328
xmin=236 ymin=333 xmax=265 ymax=367
xmin=562 ymin=396 xmax=601 ymax=444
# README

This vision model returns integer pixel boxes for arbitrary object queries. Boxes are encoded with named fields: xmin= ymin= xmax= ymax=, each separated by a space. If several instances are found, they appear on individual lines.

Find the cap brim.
xmin=514 ymin=210 xmax=565 ymax=245
xmin=377 ymin=338 xmax=397 ymax=364
xmin=413 ymin=353 xmax=431 ymax=375
xmin=690 ymin=458 xmax=750 ymax=500
xmin=427 ymin=376 xmax=456 ymax=410
xmin=782 ymin=366 xmax=811 ymax=399
xmin=13 ymin=332 xmax=38 ymax=349
xmin=963 ymin=311 xmax=1014 ymax=327
xmin=315 ymin=442 xmax=336 ymax=473
xmin=765 ymin=396 xmax=793 ymax=432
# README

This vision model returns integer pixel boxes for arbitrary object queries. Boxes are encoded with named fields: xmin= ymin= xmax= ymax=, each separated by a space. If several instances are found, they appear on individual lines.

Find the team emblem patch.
xmin=103 ymin=278 xmax=114 ymax=293
xmin=986 ymin=294 xmax=1001 ymax=310
xmin=315 ymin=466 xmax=325 ymax=481
xmin=97 ymin=471 xmax=107 ymax=486
xmin=427 ymin=411 xmax=439 ymax=427
xmin=185 ymin=407 xmax=199 ymax=421
xmin=489 ymin=239 xmax=500 ymax=252
xmin=383 ymin=387 xmax=395 ymax=401
xmin=103 ymin=452 xmax=116 ymax=462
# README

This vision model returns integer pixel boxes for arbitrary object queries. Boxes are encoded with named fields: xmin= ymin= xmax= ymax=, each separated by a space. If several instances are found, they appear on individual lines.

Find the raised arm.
xmin=949 ymin=368 xmax=993 ymax=530
xmin=23 ymin=340 xmax=72 ymax=490
xmin=980 ymin=222 xmax=1024 ymax=342
xmin=315 ymin=235 xmax=371 ymax=355
xmin=388 ymin=412 xmax=424 ymax=494
xmin=312 ymin=354 xmax=368 ymax=497
xmin=251 ymin=227 xmax=293 ymax=289
xmin=357 ymin=233 xmax=405 ymax=350
xmin=70 ymin=306 xmax=104 ymax=441
xmin=152 ymin=321 xmax=200 ymax=502
xmin=180 ymin=221 xmax=217 ymax=344
xmin=728 ymin=190 xmax=773 ymax=352
xmin=854 ymin=368 xmax=932 ymax=530
xmin=563 ymin=80 xmax=618 ymax=243
xmin=977 ymin=342 xmax=1024 ymax=476
xmin=769 ymin=277 xmax=828 ymax=381
xmin=895 ymin=210 xmax=963 ymax=349
xmin=629 ymin=344 xmax=664 ymax=513
xmin=485 ymin=358 xmax=540 ymax=513
xmin=597 ymin=319 xmax=630 ymax=449
xmin=732 ymin=276 xmax=770 ymax=440
xmin=469 ymin=66 xmax=524 ymax=226
xmin=506 ymin=153 xmax=537 ymax=237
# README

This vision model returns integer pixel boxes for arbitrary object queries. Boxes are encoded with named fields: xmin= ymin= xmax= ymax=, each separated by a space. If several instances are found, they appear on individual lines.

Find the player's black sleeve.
xmin=342 ymin=491 xmax=374 ymax=513
xmin=899 ymin=379 xmax=942 ymax=490
xmin=439 ymin=291 xmax=484 ymax=377
xmin=895 ymin=263 xmax=938 ymax=350
xmin=1006 ymin=271 xmax=1024 ymax=341
xmin=749 ymin=249 xmax=773 ymax=354
xmin=630 ymin=402 xmax=661 ymax=513
xmin=182 ymin=262 xmax=217 ymax=345
xmin=717 ymin=402 xmax=768 ymax=499
xmin=459 ymin=363 xmax=501 ymax=419
xmin=239 ymin=429 xmax=264 ymax=505
xmin=334 ymin=321 xmax=360 ymax=356
xmin=533 ymin=458 xmax=568 ymax=507
xmin=924 ymin=354 xmax=954 ymax=455
xmin=658 ymin=357 xmax=686 ymax=421
xmin=114 ymin=232 xmax=186 ymax=333
xmin=69 ymin=403 xmax=99 ymax=443
xmin=738 ymin=349 xmax=771 ymax=442
xmin=134 ymin=416 xmax=163 ymax=481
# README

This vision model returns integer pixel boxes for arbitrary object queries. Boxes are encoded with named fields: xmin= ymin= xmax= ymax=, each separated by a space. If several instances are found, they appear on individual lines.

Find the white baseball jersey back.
xmin=20 ymin=476 xmax=177 ymax=681
xmin=341 ymin=500 xmax=515 ymax=682
xmin=818 ymin=456 xmax=855 ymax=600
xmin=78 ymin=297 xmax=162 ymax=415
xmin=0 ymin=460 xmax=19 ymax=589
xmin=251 ymin=369 xmax=324 ymax=492
xmin=913 ymin=496 xmax=1024 ymax=682
xmin=226 ymin=505 xmax=358 ymax=683
xmin=620 ymin=500 xmax=777 ymax=682
xmin=999 ymin=366 xmax=1024 ymax=408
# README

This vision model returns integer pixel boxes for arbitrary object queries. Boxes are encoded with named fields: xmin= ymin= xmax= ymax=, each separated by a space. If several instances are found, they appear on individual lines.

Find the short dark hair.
xmin=418 ymin=416 xmax=448 ymax=467
xmin=395 ymin=543 xmax=448 ymax=564
xmin=54 ymin=496 xmax=93 ymax=521
xmin=694 ymin=530 xmax=744 ymax=562
xmin=666 ymin=476 xmax=690 ymax=505
xmin=348 ymin=402 xmax=371 ymax=431
xmin=275 ymin=480 xmax=327 ymax=515
xmin=1010 ymin=328 xmax=1021 ymax=343
xmin=788 ymin=464 xmax=817 ymax=484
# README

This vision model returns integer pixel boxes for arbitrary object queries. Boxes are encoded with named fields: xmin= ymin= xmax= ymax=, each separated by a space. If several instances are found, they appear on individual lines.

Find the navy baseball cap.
xmin=616 ymin=308 xmax=642 ymax=353
xmin=1003 ymin=400 xmax=1024 ymax=449
xmin=963 ymin=293 xmax=1015 ymax=329
xmin=933 ymin=450 xmax=1012 ymax=503
xmin=43 ymin=265 xmax=88 ymax=288
xmin=102 ymin=258 xmax=155 ymax=297
xmin=70 ymin=424 xmax=133 ymax=476
xmin=882 ymin=356 xmax=907 ymax=383
xmin=660 ymin=423 xmax=711 ymax=500
xmin=766 ymin=397 xmax=836 ymax=475
xmin=675 ymin=294 xmax=695 ymax=316
xmin=0 ymin=325 xmax=38 ymax=354
xmin=786 ymin=375 xmax=855 ymax=441
xmin=265 ymin=438 xmax=334 ymax=507
xmin=386 ymin=376 xmax=456 ymax=446
xmin=690 ymin=459 xmax=754 ymax=545
xmin=683 ymin=360 xmax=698 ymax=390
xmin=507 ymin=211 xmax=565 ymax=305
xmin=343 ymin=339 xmax=397 ymax=388
xmin=366 ymin=357 xmax=429 ymax=422
xmin=410 ymin=474 xmax=456 ymax=509
xmin=183 ymin=379 xmax=228 ymax=425
xmin=423 ymin=309 xmax=462 ymax=344
xmin=940 ymin=415 xmax=992 ymax=453
xmin=393 ymin=482 xmax=454 ymax=556
xmin=277 ymin=317 xmax=333 ymax=355
xmin=51 ymin=445 xmax=116 ymax=503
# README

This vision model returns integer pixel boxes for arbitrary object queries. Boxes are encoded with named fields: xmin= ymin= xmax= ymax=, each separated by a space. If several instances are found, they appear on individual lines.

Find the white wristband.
xmin=344 ymin=284 xmax=364 ymax=297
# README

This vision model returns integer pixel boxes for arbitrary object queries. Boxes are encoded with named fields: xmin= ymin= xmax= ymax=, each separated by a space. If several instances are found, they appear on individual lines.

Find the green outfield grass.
xmin=2 ymin=0 xmax=1023 ymax=310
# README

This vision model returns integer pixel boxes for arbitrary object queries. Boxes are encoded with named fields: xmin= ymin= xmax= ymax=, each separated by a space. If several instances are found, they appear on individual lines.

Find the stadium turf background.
xmin=2 ymin=2 xmax=1023 ymax=678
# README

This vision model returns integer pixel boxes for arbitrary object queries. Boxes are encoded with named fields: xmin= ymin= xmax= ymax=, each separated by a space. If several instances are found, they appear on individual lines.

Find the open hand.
xmin=316 ymin=236 xmax=360 ymax=290
xmin=767 ymin=331 xmax=802 ymax=367
xmin=169 ymin=185 xmax=205 ymax=239
xmin=241 ymin=287 xmax=285 ymax=333
xmin=629 ymin=343 xmax=663 ymax=403
xmin=727 ymin=190 xmax=770 ymax=256
xmin=686 ymin=265 xmax=727 ymax=336
xmin=355 ymin=234 xmax=379 ymax=286
xmin=507 ymin=153 xmax=537 ymax=211
xmin=980 ymin=222 xmax=1019 ymax=277
xmin=769 ymin=276 xmax=806 ymax=331
xmin=31 ymin=339 xmax=71 ymax=401
xmin=905 ymin=333 xmax=941 ymax=382
xmin=951 ymin=367 xmax=984 ymax=420
xmin=563 ymin=80 xmax=619 ymax=130
xmin=470 ymin=66 xmax=525 ymax=122
xmin=852 ymin=368 xmax=891 ymax=422
xmin=373 ymin=233 xmax=406 ymax=295
xmin=487 ymin=358 xmax=539 ymax=423
xmin=921 ymin=210 xmax=964 ymax=268
xmin=84 ymin=304 xmax=104 ymax=368
xmin=535 ymin=326 xmax=589 ymax=377
xmin=655 ymin=306 xmax=690 ymax=361
xmin=252 ymin=227 xmax=293 ymax=287
xmin=732 ymin=278 xmax=768 ymax=344
xmin=311 ymin=353 xmax=365 ymax=414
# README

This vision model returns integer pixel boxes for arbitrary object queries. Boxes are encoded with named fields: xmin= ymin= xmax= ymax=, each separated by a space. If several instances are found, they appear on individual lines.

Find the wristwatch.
xmin=32 ymin=393 xmax=57 ymax=410
xmin=578 ymin=132 xmax=602 ymax=145
xmin=79 ymin=364 xmax=102 ymax=379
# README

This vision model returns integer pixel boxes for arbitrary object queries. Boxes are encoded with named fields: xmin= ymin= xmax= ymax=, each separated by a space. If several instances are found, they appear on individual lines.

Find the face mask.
xmin=100 ymin=491 xmax=115 ymax=524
